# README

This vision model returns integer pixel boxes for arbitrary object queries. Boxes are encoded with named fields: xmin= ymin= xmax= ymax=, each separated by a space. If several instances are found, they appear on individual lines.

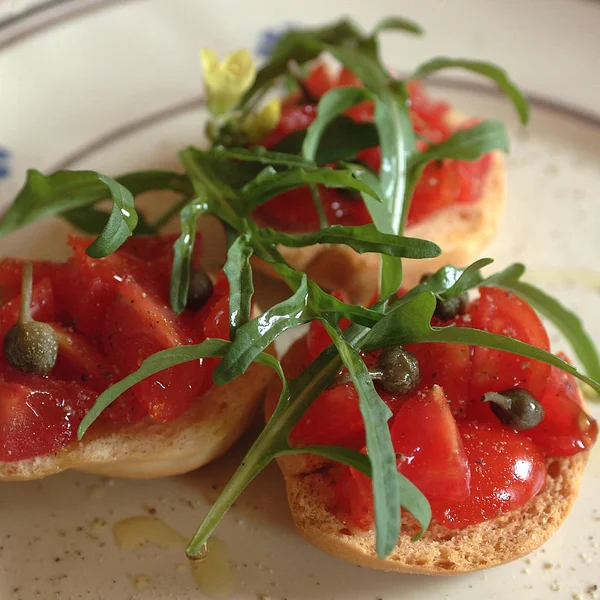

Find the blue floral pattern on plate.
xmin=0 ymin=147 xmax=10 ymax=179
xmin=256 ymin=23 xmax=296 ymax=57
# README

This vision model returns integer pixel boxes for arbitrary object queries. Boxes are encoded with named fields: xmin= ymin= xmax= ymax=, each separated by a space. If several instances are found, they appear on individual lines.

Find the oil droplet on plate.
xmin=189 ymin=537 xmax=234 ymax=597
xmin=113 ymin=516 xmax=186 ymax=550
xmin=130 ymin=574 xmax=153 ymax=590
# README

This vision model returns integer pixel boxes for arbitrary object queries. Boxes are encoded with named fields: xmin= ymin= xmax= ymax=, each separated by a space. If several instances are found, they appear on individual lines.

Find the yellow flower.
xmin=200 ymin=49 xmax=257 ymax=115
xmin=243 ymin=99 xmax=282 ymax=143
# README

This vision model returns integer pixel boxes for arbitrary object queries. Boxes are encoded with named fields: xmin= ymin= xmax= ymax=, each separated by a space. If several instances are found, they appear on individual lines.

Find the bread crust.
xmin=266 ymin=338 xmax=590 ymax=574
xmin=253 ymin=110 xmax=506 ymax=304
xmin=1 ymin=360 xmax=274 ymax=481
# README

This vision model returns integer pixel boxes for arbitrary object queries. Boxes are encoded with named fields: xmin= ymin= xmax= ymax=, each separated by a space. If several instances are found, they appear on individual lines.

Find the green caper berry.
xmin=375 ymin=346 xmax=420 ymax=396
xmin=434 ymin=293 xmax=469 ymax=321
xmin=4 ymin=321 xmax=59 ymax=374
xmin=482 ymin=388 xmax=545 ymax=431
xmin=3 ymin=262 xmax=59 ymax=375
xmin=418 ymin=272 xmax=469 ymax=321
xmin=186 ymin=268 xmax=214 ymax=311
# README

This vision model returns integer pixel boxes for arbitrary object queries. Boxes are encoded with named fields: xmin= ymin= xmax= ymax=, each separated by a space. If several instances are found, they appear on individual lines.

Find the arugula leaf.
xmin=365 ymin=292 xmax=600 ymax=393
xmin=223 ymin=233 xmax=254 ymax=337
xmin=240 ymin=165 xmax=382 ymax=212
xmin=84 ymin=175 xmax=138 ymax=257
xmin=208 ymin=145 xmax=317 ymax=169
xmin=302 ymin=87 xmax=374 ymax=162
xmin=213 ymin=275 xmax=312 ymax=384
xmin=61 ymin=205 xmax=112 ymax=235
xmin=78 ymin=339 xmax=286 ymax=438
xmin=329 ymin=330 xmax=400 ymax=558
xmin=0 ymin=169 xmax=191 ymax=238
xmin=170 ymin=198 xmax=210 ymax=313
xmin=272 ymin=118 xmax=379 ymax=164
xmin=484 ymin=267 xmax=600 ymax=383
xmin=410 ymin=120 xmax=510 ymax=167
xmin=371 ymin=15 xmax=424 ymax=36
xmin=258 ymin=224 xmax=441 ymax=259
xmin=411 ymin=57 xmax=529 ymax=124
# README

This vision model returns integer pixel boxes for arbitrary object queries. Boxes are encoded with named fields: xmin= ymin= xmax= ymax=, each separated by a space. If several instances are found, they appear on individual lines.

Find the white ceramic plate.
xmin=1 ymin=1 xmax=599 ymax=599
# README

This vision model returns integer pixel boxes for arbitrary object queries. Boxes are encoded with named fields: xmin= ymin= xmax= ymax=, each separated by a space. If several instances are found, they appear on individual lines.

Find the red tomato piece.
xmin=404 ymin=340 xmax=471 ymax=417
xmin=305 ymin=63 xmax=337 ymax=99
xmin=289 ymin=382 xmax=366 ymax=449
xmin=527 ymin=355 xmax=598 ymax=456
xmin=468 ymin=287 xmax=551 ymax=421
xmin=335 ymin=386 xmax=470 ymax=530
xmin=0 ymin=375 xmax=97 ymax=462
xmin=102 ymin=277 xmax=205 ymax=422
xmin=335 ymin=460 xmax=375 ymax=530
xmin=261 ymin=105 xmax=317 ymax=148
xmin=391 ymin=386 xmax=471 ymax=502
xmin=430 ymin=423 xmax=547 ymax=529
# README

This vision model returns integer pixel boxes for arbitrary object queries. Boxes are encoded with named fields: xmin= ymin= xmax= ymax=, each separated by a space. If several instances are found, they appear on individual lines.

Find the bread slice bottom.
xmin=284 ymin=452 xmax=587 ymax=575
xmin=253 ymin=111 xmax=506 ymax=305
xmin=1 ymin=360 xmax=274 ymax=481
xmin=266 ymin=339 xmax=590 ymax=574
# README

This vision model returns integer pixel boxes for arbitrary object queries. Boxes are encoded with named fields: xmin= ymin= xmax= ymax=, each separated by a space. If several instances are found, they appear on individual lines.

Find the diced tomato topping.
xmin=391 ymin=386 xmax=470 ymax=502
xmin=0 ymin=376 xmax=97 ymax=462
xmin=296 ymin=285 xmax=595 ymax=532
xmin=256 ymin=70 xmax=491 ymax=231
xmin=0 ymin=234 xmax=228 ymax=461
xmin=404 ymin=338 xmax=471 ymax=417
xmin=468 ymin=287 xmax=551 ymax=420
xmin=335 ymin=386 xmax=470 ymax=530
xmin=526 ymin=355 xmax=598 ymax=456
xmin=290 ymin=382 xmax=366 ymax=449
xmin=429 ymin=423 xmax=547 ymax=529
xmin=102 ymin=276 xmax=204 ymax=422
xmin=305 ymin=63 xmax=337 ymax=99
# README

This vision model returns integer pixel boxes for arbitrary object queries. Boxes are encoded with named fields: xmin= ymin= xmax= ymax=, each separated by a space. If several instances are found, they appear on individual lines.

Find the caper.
xmin=482 ymin=388 xmax=545 ymax=431
xmin=3 ymin=262 xmax=58 ymax=374
xmin=434 ymin=293 xmax=469 ymax=321
xmin=373 ymin=346 xmax=420 ymax=396
xmin=419 ymin=273 xmax=469 ymax=321
xmin=185 ymin=268 xmax=214 ymax=311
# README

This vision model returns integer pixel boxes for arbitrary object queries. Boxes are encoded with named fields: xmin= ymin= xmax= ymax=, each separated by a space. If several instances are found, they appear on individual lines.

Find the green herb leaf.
xmin=411 ymin=57 xmax=530 ymax=124
xmin=240 ymin=165 xmax=382 ymax=213
xmin=410 ymin=120 xmax=510 ymax=166
xmin=213 ymin=275 xmax=313 ymax=384
xmin=208 ymin=145 xmax=317 ymax=169
xmin=365 ymin=292 xmax=600 ymax=393
xmin=258 ymin=224 xmax=441 ymax=259
xmin=328 ymin=330 xmax=400 ymax=558
xmin=223 ymin=233 xmax=254 ymax=337
xmin=85 ymin=175 xmax=138 ymax=257
xmin=0 ymin=169 xmax=191 ymax=238
xmin=60 ymin=205 xmax=112 ymax=234
xmin=272 ymin=118 xmax=379 ymax=164
xmin=486 ymin=268 xmax=600 ymax=384
xmin=302 ymin=87 xmax=374 ymax=162
xmin=371 ymin=15 xmax=424 ymax=36
xmin=170 ymin=198 xmax=210 ymax=313
xmin=78 ymin=339 xmax=286 ymax=438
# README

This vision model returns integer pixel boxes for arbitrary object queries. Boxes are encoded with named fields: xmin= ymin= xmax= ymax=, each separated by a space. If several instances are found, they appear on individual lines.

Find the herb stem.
xmin=19 ymin=262 xmax=33 ymax=324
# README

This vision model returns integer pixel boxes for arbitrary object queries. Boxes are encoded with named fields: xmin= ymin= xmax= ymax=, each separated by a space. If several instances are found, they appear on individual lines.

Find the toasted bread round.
xmin=266 ymin=338 xmax=590 ymax=574
xmin=253 ymin=110 xmax=506 ymax=304
xmin=1 ymin=360 xmax=274 ymax=481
